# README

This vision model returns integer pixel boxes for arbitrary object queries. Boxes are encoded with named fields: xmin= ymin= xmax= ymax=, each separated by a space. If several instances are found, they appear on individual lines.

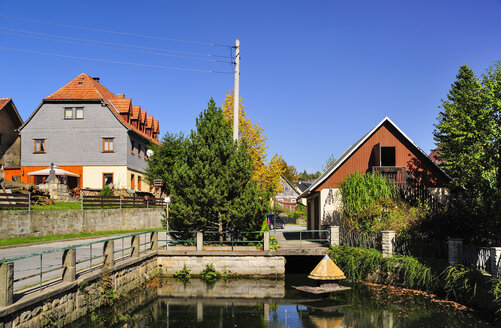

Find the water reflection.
xmin=67 ymin=276 xmax=495 ymax=328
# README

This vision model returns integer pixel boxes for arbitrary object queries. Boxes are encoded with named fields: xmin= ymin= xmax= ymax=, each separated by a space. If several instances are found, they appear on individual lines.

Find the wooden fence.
xmin=0 ymin=192 xmax=30 ymax=209
xmin=82 ymin=195 xmax=166 ymax=209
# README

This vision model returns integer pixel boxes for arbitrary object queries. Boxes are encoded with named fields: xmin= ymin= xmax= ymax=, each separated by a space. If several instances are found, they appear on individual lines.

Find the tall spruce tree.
xmin=433 ymin=64 xmax=501 ymax=243
xmin=168 ymin=99 xmax=270 ymax=233
xmin=433 ymin=65 xmax=493 ymax=208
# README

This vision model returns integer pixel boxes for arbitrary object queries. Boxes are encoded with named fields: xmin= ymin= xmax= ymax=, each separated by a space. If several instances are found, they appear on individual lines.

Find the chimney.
xmin=92 ymin=77 xmax=100 ymax=82
xmin=117 ymin=93 xmax=125 ymax=99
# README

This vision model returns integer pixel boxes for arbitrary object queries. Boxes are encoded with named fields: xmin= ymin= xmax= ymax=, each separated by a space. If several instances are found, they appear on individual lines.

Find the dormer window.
xmin=64 ymin=107 xmax=84 ymax=120
xmin=131 ymin=141 xmax=135 ymax=155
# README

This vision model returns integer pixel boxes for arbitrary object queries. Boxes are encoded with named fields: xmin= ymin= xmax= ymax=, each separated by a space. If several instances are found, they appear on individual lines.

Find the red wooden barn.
xmin=297 ymin=117 xmax=451 ymax=231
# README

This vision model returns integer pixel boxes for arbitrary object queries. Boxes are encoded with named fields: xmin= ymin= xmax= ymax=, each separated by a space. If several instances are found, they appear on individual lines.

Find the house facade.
xmin=297 ymin=117 xmax=451 ymax=231
xmin=0 ymin=98 xmax=23 ymax=178
xmin=9 ymin=73 xmax=160 ymax=191
xmin=275 ymin=175 xmax=301 ymax=211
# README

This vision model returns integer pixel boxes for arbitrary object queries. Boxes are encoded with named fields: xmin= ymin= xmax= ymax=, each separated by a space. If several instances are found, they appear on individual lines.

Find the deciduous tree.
xmin=222 ymin=91 xmax=285 ymax=193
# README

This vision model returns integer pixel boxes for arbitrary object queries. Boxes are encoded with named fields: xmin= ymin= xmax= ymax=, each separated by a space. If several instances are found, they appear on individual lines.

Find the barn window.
xmin=381 ymin=146 xmax=396 ymax=166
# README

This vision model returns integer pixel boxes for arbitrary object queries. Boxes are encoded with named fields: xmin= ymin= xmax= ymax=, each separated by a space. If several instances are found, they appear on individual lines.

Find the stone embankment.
xmin=0 ymin=208 xmax=163 ymax=239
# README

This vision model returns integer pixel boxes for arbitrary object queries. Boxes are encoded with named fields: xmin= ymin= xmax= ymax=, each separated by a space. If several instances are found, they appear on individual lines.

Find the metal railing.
xmin=462 ymin=245 xmax=492 ymax=272
xmin=81 ymin=195 xmax=166 ymax=209
xmin=0 ymin=230 xmax=156 ymax=297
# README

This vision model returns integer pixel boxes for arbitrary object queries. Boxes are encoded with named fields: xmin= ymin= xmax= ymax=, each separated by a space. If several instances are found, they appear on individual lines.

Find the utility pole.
xmin=233 ymin=39 xmax=240 ymax=141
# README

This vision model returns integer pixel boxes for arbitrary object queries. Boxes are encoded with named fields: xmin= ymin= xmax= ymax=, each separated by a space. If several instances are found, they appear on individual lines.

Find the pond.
xmin=68 ymin=275 xmax=495 ymax=328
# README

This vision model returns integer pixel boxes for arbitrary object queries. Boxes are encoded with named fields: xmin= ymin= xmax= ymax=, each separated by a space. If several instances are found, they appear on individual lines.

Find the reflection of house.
xmin=6 ymin=73 xmax=161 ymax=191
xmin=275 ymin=175 xmax=301 ymax=211
xmin=297 ymin=117 xmax=452 ymax=231
xmin=0 ymin=98 xmax=23 ymax=177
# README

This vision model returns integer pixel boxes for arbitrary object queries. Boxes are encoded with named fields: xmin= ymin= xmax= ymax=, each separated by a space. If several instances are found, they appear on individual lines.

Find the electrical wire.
xmin=0 ymin=27 xmax=230 ymax=59
xmin=0 ymin=30 xmax=232 ymax=63
xmin=0 ymin=46 xmax=233 ymax=74
xmin=0 ymin=15 xmax=230 ymax=47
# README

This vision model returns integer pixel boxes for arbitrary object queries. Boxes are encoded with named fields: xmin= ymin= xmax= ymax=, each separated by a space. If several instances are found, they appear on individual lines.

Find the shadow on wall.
xmin=322 ymin=188 xmax=343 ymax=227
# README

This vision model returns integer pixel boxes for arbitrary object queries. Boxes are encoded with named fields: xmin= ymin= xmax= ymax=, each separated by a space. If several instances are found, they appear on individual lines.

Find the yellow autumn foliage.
xmin=222 ymin=91 xmax=285 ymax=194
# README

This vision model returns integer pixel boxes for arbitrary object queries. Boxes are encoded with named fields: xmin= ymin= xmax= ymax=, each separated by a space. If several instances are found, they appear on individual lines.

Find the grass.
xmin=32 ymin=202 xmax=81 ymax=210
xmin=0 ymin=229 xmax=157 ymax=247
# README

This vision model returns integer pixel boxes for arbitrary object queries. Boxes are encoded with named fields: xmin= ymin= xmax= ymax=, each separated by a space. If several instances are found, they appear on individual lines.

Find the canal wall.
xmin=0 ymin=251 xmax=158 ymax=328
xmin=0 ymin=208 xmax=163 ymax=238
xmin=0 ymin=250 xmax=286 ymax=327
xmin=157 ymin=251 xmax=286 ymax=276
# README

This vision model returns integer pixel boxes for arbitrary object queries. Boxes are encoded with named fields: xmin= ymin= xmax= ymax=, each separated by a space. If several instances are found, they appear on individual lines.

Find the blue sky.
xmin=1 ymin=0 xmax=500 ymax=173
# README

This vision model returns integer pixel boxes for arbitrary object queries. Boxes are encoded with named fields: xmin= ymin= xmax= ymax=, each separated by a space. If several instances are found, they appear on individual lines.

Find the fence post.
xmin=330 ymin=226 xmax=340 ymax=246
xmin=62 ymin=248 xmax=76 ymax=282
xmin=131 ymin=235 xmax=140 ymax=258
xmin=0 ymin=262 xmax=14 ymax=307
xmin=28 ymin=192 xmax=31 ymax=211
xmin=448 ymin=238 xmax=463 ymax=266
xmin=263 ymin=231 xmax=270 ymax=252
xmin=104 ymin=241 xmax=115 ymax=267
xmin=120 ymin=196 xmax=122 ymax=209
xmin=80 ymin=194 xmax=83 ymax=210
xmin=150 ymin=231 xmax=158 ymax=250
xmin=196 ymin=232 xmax=203 ymax=251
xmin=490 ymin=247 xmax=501 ymax=278
xmin=382 ymin=231 xmax=395 ymax=258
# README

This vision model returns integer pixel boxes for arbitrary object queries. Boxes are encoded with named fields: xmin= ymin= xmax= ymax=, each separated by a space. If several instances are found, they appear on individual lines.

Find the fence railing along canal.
xmin=0 ymin=228 xmax=331 ymax=307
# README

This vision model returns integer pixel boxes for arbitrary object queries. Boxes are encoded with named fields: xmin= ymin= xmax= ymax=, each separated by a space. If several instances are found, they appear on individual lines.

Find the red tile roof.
xmin=146 ymin=116 xmax=153 ymax=128
xmin=140 ymin=110 xmax=147 ymax=124
xmin=108 ymin=98 xmax=132 ymax=114
xmin=0 ymin=98 xmax=11 ymax=110
xmin=153 ymin=120 xmax=159 ymax=133
xmin=44 ymin=73 xmax=160 ymax=144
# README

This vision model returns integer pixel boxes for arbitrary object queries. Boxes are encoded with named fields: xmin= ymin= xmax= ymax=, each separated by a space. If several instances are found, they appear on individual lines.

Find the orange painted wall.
xmin=5 ymin=166 xmax=83 ymax=188
xmin=315 ymin=121 xmax=450 ymax=191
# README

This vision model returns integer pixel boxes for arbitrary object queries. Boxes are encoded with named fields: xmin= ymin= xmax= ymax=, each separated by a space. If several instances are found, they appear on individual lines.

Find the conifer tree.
xmin=168 ymin=99 xmax=270 ymax=233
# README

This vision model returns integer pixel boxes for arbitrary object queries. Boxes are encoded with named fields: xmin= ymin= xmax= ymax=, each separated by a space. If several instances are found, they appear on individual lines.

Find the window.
xmin=64 ymin=108 xmax=73 ymax=119
xmin=138 ymin=145 xmax=142 ymax=158
xmin=131 ymin=174 xmax=135 ymax=189
xmin=34 ymin=139 xmax=45 ymax=153
xmin=103 ymin=138 xmax=114 ymax=152
xmin=138 ymin=176 xmax=142 ymax=190
xmin=64 ymin=107 xmax=84 ymax=120
xmin=381 ymin=146 xmax=396 ymax=166
xmin=131 ymin=141 xmax=135 ymax=155
xmin=103 ymin=173 xmax=114 ymax=187
xmin=75 ymin=108 xmax=84 ymax=119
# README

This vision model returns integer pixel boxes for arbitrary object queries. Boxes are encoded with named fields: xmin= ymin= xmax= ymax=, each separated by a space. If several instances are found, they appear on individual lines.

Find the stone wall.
xmin=0 ymin=251 xmax=158 ymax=328
xmin=157 ymin=252 xmax=286 ymax=276
xmin=157 ymin=278 xmax=285 ymax=298
xmin=0 ymin=208 xmax=163 ymax=238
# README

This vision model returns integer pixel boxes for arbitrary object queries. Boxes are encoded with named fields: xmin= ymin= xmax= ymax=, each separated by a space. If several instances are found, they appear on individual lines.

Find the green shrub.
xmin=100 ymin=185 xmax=113 ymax=197
xmin=200 ymin=263 xmax=220 ymax=283
xmin=174 ymin=264 xmax=191 ymax=280
xmin=492 ymin=279 xmax=501 ymax=314
xmin=340 ymin=172 xmax=426 ymax=233
xmin=383 ymin=255 xmax=435 ymax=290
xmin=329 ymin=245 xmax=382 ymax=281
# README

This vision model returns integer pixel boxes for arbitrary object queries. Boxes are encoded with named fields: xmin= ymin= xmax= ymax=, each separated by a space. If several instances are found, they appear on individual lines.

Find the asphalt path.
xmin=0 ymin=231 xmax=169 ymax=294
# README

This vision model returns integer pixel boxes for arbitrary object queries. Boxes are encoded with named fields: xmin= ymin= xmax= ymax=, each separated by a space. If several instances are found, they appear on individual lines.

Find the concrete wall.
xmin=0 ymin=208 xmax=163 ymax=238
xmin=157 ymin=253 xmax=285 ymax=276
xmin=1 ymin=136 xmax=21 ymax=167
xmin=0 ymin=252 xmax=158 ymax=328
xmin=0 ymin=105 xmax=21 ymax=163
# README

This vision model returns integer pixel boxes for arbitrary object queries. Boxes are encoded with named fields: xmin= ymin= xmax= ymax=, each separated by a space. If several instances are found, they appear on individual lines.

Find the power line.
xmin=0 ymin=30 xmax=232 ymax=63
xmin=0 ymin=15 xmax=230 ymax=48
xmin=0 ymin=46 xmax=233 ymax=74
xmin=0 ymin=27 xmax=230 ymax=59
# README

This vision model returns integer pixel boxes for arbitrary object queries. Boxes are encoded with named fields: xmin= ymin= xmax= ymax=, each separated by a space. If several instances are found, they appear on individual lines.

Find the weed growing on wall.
xmin=200 ymin=263 xmax=220 ymax=283
xmin=174 ymin=264 xmax=191 ymax=281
